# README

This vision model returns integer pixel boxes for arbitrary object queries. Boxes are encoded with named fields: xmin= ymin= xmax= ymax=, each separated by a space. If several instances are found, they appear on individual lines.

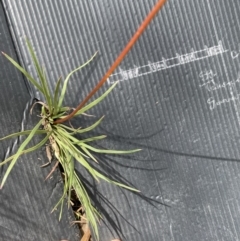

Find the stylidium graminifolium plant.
xmin=0 ymin=40 xmax=140 ymax=239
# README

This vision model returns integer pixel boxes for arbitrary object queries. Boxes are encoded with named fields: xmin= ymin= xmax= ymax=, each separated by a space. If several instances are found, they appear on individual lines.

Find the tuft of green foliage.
xmin=0 ymin=39 xmax=140 ymax=240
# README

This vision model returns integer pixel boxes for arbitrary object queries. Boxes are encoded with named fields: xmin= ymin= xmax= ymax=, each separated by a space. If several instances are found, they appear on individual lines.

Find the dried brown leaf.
xmin=80 ymin=224 xmax=91 ymax=241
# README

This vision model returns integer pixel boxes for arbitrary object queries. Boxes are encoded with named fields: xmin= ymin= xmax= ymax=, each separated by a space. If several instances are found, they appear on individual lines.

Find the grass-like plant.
xmin=0 ymin=0 xmax=167 ymax=239
xmin=0 ymin=39 xmax=140 ymax=239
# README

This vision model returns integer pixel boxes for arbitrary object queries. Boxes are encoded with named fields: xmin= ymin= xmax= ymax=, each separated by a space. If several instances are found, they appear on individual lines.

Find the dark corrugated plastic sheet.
xmin=2 ymin=0 xmax=240 ymax=240
xmin=0 ymin=2 xmax=78 ymax=241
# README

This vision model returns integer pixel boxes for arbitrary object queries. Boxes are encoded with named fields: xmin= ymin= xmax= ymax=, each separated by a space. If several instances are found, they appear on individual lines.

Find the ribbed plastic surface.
xmin=3 ymin=0 xmax=240 ymax=240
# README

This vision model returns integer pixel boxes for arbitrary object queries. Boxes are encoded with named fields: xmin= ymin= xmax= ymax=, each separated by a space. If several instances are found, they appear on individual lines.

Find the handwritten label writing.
xmin=108 ymin=41 xmax=227 ymax=84
xmin=148 ymin=58 xmax=167 ymax=72
xmin=231 ymin=51 xmax=240 ymax=59
xmin=199 ymin=71 xmax=240 ymax=93
xmin=119 ymin=67 xmax=140 ymax=81
xmin=230 ymin=43 xmax=240 ymax=59
xmin=199 ymin=69 xmax=217 ymax=83
xmin=199 ymin=69 xmax=240 ymax=111
xmin=176 ymin=49 xmax=196 ymax=64
xmin=207 ymin=93 xmax=240 ymax=110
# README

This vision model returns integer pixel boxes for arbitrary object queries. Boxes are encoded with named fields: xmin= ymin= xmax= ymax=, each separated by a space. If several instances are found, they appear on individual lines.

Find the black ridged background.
xmin=2 ymin=0 xmax=240 ymax=241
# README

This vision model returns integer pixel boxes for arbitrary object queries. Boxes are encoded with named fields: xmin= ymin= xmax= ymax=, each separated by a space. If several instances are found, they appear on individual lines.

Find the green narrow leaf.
xmin=67 ymin=154 xmax=74 ymax=208
xmin=58 ymin=52 xmax=98 ymax=109
xmin=72 ymin=135 xmax=106 ymax=144
xmin=52 ymin=112 xmax=68 ymax=120
xmin=75 ymin=82 xmax=118 ymax=116
xmin=74 ymin=154 xmax=99 ymax=182
xmin=59 ymin=116 xmax=104 ymax=134
xmin=81 ymin=146 xmax=98 ymax=163
xmin=106 ymin=178 xmax=139 ymax=192
xmin=62 ymin=140 xmax=99 ymax=180
xmin=42 ymin=66 xmax=53 ymax=109
xmin=0 ymin=131 xmax=51 ymax=166
xmin=72 ymin=172 xmax=100 ymax=239
xmin=52 ymin=185 xmax=68 ymax=217
xmin=59 ymin=107 xmax=71 ymax=112
xmin=53 ymin=77 xmax=62 ymax=115
xmin=26 ymin=39 xmax=52 ymax=108
xmin=54 ymin=128 xmax=90 ymax=159
xmin=0 ymin=129 xmax=47 ymax=141
xmin=2 ymin=52 xmax=44 ymax=93
xmin=54 ymin=133 xmax=99 ymax=181
xmin=93 ymin=169 xmax=139 ymax=192
xmin=0 ymin=119 xmax=42 ymax=188
xmin=81 ymin=143 xmax=141 ymax=154
xmin=51 ymin=149 xmax=73 ymax=213
xmin=59 ymin=199 xmax=65 ymax=221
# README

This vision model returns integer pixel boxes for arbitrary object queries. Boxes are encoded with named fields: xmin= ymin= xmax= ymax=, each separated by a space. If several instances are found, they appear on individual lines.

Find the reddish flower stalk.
xmin=54 ymin=0 xmax=167 ymax=124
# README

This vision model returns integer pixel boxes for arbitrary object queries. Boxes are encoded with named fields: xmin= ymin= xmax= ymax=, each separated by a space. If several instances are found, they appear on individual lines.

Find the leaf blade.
xmin=58 ymin=52 xmax=98 ymax=109
xmin=26 ymin=39 xmax=52 ymax=108
xmin=59 ymin=116 xmax=104 ymax=134
xmin=0 ymin=131 xmax=51 ymax=167
xmin=0 ymin=130 xmax=47 ymax=141
xmin=0 ymin=119 xmax=42 ymax=188
xmin=82 ymin=143 xmax=141 ymax=154
xmin=53 ymin=76 xmax=62 ymax=115
xmin=2 ymin=52 xmax=44 ymax=93
xmin=75 ymin=82 xmax=118 ymax=116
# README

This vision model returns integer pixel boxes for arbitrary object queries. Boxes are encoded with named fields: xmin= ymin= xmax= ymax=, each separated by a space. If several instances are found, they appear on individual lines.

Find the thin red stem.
xmin=54 ymin=0 xmax=167 ymax=124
